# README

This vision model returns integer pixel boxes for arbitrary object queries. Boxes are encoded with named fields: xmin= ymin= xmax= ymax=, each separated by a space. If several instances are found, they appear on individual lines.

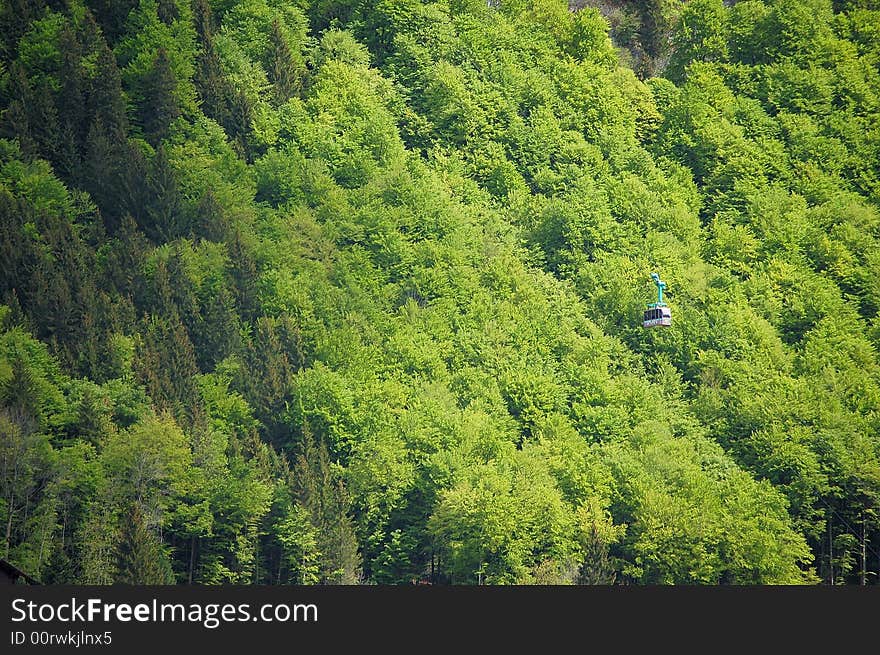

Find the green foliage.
xmin=116 ymin=503 xmax=175 ymax=584
xmin=667 ymin=0 xmax=728 ymax=82
xmin=2 ymin=0 xmax=879 ymax=587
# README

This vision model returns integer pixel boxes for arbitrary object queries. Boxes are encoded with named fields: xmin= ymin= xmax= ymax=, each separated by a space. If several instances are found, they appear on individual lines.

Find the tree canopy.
xmin=1 ymin=0 xmax=879 ymax=585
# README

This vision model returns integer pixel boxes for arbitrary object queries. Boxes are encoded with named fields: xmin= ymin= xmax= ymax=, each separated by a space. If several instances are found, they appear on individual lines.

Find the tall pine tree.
xmin=137 ymin=48 xmax=181 ymax=146
xmin=294 ymin=427 xmax=361 ymax=585
xmin=116 ymin=503 xmax=174 ymax=584
xmin=268 ymin=19 xmax=301 ymax=105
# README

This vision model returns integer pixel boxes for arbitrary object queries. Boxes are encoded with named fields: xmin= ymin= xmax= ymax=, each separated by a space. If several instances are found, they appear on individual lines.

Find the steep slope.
xmin=0 ymin=0 xmax=877 ymax=584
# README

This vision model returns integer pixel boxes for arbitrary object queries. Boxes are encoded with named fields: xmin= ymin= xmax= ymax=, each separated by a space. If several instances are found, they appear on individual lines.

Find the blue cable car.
xmin=643 ymin=273 xmax=671 ymax=328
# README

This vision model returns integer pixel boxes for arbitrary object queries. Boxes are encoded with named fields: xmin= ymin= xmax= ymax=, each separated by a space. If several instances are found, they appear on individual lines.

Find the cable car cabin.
xmin=643 ymin=305 xmax=671 ymax=328
xmin=643 ymin=273 xmax=671 ymax=328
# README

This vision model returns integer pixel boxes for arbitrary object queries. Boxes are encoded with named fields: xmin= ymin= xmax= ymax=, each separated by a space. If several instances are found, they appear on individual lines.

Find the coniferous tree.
xmin=144 ymin=146 xmax=186 ymax=242
xmin=227 ymin=229 xmax=260 ymax=321
xmin=100 ymin=214 xmax=150 ymax=300
xmin=0 ymin=190 xmax=29 ymax=300
xmin=1 ymin=357 xmax=42 ymax=428
xmin=239 ymin=316 xmax=295 ymax=444
xmin=157 ymin=0 xmax=180 ymax=25
xmin=84 ymin=0 xmax=138 ymax=46
xmin=60 ymin=17 xmax=126 ymax=220
xmin=137 ymin=48 xmax=181 ymax=146
xmin=116 ymin=503 xmax=174 ymax=584
xmin=88 ymin=38 xmax=129 ymax=141
xmin=115 ymin=143 xmax=153 ymax=231
xmin=72 ymin=385 xmax=110 ymax=446
xmin=193 ymin=190 xmax=229 ymax=243
xmin=191 ymin=0 xmax=213 ymax=44
xmin=29 ymin=78 xmax=60 ymax=163
xmin=1 ymin=64 xmax=36 ymax=157
xmin=137 ymin=309 xmax=200 ymax=427
xmin=578 ymin=523 xmax=617 ymax=585
xmin=294 ymin=427 xmax=361 ymax=585
xmin=268 ymin=19 xmax=300 ymax=105
xmin=0 ymin=0 xmax=44 ymax=59
xmin=224 ymin=88 xmax=254 ymax=162
xmin=0 ymin=409 xmax=50 ymax=568
xmin=192 ymin=0 xmax=233 ymax=129
xmin=55 ymin=25 xmax=86 ymax=186
xmin=194 ymin=285 xmax=240 ymax=372
xmin=82 ymin=117 xmax=122 ymax=223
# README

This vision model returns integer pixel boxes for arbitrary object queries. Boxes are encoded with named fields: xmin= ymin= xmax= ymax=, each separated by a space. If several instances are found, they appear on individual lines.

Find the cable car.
xmin=643 ymin=273 xmax=671 ymax=328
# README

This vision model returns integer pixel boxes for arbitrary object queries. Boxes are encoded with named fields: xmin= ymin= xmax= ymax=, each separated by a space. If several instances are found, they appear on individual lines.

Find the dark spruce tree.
xmin=294 ymin=427 xmax=361 ymax=585
xmin=268 ymin=18 xmax=301 ymax=105
xmin=137 ymin=48 xmax=181 ymax=146
xmin=116 ymin=503 xmax=174 ymax=584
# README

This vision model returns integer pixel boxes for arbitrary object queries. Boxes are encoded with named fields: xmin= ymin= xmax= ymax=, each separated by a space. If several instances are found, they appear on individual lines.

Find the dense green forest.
xmin=1 ymin=0 xmax=879 ymax=585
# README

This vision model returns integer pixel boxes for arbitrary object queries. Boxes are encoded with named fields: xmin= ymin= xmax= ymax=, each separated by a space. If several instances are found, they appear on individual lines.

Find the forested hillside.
xmin=1 ymin=0 xmax=879 ymax=585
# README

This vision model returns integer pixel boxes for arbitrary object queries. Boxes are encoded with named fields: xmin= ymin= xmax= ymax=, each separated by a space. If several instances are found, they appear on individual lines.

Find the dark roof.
xmin=0 ymin=558 xmax=40 ymax=585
